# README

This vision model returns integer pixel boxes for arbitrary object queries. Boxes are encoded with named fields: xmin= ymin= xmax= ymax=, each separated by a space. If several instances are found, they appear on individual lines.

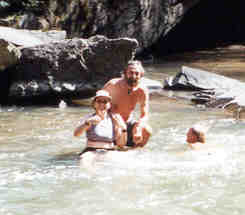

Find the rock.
xmin=164 ymin=66 xmax=245 ymax=119
xmin=0 ymin=39 xmax=20 ymax=70
xmin=164 ymin=66 xmax=245 ymax=91
xmin=0 ymin=26 xmax=66 ymax=47
xmin=0 ymin=39 xmax=20 ymax=104
xmin=8 ymin=0 xmax=199 ymax=54
xmin=6 ymin=35 xmax=138 ymax=104
xmin=18 ymin=13 xmax=42 ymax=30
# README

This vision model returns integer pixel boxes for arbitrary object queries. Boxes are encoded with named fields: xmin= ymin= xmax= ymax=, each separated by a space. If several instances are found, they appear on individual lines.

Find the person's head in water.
xmin=124 ymin=60 xmax=145 ymax=88
xmin=186 ymin=125 xmax=206 ymax=144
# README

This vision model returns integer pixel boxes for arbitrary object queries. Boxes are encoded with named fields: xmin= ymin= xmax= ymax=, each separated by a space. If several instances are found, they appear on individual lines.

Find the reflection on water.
xmin=1 ymin=46 xmax=245 ymax=215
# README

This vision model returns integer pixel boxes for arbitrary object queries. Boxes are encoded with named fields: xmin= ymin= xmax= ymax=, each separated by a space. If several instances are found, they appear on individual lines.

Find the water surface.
xmin=1 ymin=45 xmax=245 ymax=215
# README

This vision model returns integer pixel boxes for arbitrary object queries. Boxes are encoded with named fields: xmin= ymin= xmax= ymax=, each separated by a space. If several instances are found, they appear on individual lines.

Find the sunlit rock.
xmin=0 ymin=26 xmax=66 ymax=47
xmin=7 ymin=35 xmax=138 ymax=105
xmin=0 ymin=39 xmax=20 ymax=70
xmin=164 ymin=66 xmax=245 ymax=119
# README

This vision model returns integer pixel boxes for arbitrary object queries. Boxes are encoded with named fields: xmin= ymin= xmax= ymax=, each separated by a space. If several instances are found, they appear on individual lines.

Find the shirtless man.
xmin=102 ymin=60 xmax=152 ymax=148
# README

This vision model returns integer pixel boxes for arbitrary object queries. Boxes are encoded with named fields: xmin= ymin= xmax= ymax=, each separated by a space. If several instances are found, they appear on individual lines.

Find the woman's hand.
xmin=85 ymin=115 xmax=102 ymax=126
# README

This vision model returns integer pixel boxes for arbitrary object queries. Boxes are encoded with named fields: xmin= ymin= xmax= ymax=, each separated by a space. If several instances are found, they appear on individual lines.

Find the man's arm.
xmin=139 ymin=87 xmax=149 ymax=125
xmin=132 ymin=87 xmax=152 ymax=146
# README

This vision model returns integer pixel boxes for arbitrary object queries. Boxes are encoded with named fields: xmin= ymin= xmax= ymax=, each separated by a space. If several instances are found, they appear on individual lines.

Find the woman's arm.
xmin=74 ymin=114 xmax=101 ymax=137
xmin=73 ymin=120 xmax=91 ymax=137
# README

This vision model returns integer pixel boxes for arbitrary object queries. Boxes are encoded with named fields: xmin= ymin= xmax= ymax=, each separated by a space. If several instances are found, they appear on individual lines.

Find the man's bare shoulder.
xmin=103 ymin=78 xmax=124 ymax=90
xmin=106 ymin=78 xmax=123 ymax=85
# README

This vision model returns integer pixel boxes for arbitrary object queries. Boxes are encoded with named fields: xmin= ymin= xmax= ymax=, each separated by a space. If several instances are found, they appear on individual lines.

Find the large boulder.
xmin=7 ymin=0 xmax=200 ymax=54
xmin=164 ymin=66 xmax=245 ymax=119
xmin=164 ymin=66 xmax=245 ymax=92
xmin=6 ymin=35 xmax=138 ymax=104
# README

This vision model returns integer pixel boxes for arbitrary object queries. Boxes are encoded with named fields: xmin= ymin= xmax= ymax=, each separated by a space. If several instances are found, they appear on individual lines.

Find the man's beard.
xmin=126 ymin=77 xmax=138 ymax=87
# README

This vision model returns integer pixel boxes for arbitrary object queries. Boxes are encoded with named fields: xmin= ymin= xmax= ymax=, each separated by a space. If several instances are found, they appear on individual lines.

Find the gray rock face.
xmin=7 ymin=35 xmax=138 ymax=104
xmin=10 ymin=0 xmax=200 ymax=54
xmin=164 ymin=66 xmax=245 ymax=92
xmin=164 ymin=66 xmax=245 ymax=118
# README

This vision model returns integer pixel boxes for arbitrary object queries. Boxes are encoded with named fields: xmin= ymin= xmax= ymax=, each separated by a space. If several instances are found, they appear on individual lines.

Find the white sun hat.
xmin=92 ymin=90 xmax=112 ymax=107
xmin=94 ymin=90 xmax=112 ymax=100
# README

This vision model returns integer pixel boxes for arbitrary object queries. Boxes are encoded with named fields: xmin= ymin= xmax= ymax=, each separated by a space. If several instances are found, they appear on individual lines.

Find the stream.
xmin=1 ymin=45 xmax=245 ymax=215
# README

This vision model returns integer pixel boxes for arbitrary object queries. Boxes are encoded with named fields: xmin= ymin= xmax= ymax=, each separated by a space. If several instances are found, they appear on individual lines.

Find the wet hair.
xmin=191 ymin=128 xmax=205 ymax=143
xmin=124 ymin=60 xmax=145 ymax=76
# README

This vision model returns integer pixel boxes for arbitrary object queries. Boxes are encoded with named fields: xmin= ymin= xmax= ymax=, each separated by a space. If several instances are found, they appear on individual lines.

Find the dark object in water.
xmin=164 ymin=66 xmax=245 ymax=116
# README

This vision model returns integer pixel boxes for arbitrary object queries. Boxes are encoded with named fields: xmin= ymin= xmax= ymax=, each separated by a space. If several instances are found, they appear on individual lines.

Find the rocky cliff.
xmin=0 ymin=0 xmax=200 ymax=55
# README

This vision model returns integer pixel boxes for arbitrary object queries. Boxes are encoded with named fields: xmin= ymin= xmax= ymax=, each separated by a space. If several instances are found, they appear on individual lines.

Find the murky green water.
xmin=1 ymin=46 xmax=245 ymax=215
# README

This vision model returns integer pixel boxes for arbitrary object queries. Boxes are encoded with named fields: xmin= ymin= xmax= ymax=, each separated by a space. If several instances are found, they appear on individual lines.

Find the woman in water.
xmin=74 ymin=90 xmax=127 ymax=158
